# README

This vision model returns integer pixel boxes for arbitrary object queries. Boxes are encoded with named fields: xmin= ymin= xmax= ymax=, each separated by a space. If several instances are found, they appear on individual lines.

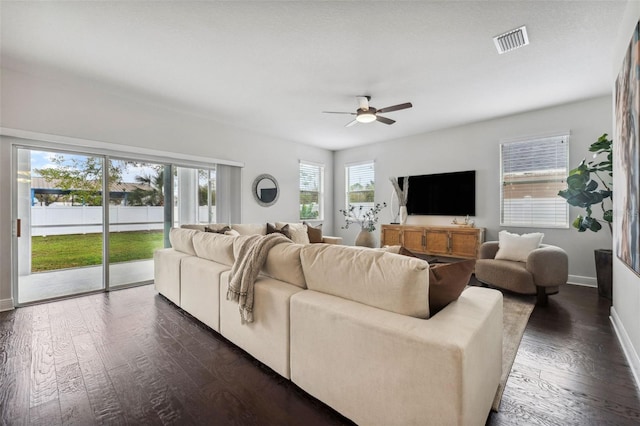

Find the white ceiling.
xmin=0 ymin=1 xmax=628 ymax=151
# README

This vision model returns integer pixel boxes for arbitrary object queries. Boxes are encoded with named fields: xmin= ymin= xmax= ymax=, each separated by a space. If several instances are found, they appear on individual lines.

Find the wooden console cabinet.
xmin=380 ymin=224 xmax=485 ymax=260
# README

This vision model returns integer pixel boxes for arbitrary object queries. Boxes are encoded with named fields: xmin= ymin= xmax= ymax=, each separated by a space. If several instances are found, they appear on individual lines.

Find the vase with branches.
xmin=339 ymin=202 xmax=387 ymax=232
xmin=390 ymin=177 xmax=409 ymax=224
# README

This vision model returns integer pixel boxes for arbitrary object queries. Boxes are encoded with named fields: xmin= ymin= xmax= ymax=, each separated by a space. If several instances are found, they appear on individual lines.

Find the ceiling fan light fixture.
xmin=356 ymin=108 xmax=377 ymax=123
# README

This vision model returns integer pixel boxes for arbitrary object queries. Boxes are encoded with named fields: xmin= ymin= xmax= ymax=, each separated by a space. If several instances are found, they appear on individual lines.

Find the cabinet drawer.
xmin=450 ymin=232 xmax=479 ymax=258
xmin=425 ymin=231 xmax=449 ymax=255
xmin=402 ymin=229 xmax=425 ymax=252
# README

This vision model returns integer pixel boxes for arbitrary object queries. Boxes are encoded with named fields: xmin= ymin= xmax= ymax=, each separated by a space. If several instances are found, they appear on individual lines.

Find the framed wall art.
xmin=615 ymin=21 xmax=640 ymax=276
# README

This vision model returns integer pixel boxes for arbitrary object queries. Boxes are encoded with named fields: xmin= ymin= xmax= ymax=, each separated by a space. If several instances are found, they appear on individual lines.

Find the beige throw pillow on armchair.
xmin=494 ymin=230 xmax=544 ymax=262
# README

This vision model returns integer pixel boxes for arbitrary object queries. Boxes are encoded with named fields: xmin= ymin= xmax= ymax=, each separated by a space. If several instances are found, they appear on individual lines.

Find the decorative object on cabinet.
xmin=339 ymin=203 xmax=387 ymax=232
xmin=390 ymin=176 xmax=409 ymax=225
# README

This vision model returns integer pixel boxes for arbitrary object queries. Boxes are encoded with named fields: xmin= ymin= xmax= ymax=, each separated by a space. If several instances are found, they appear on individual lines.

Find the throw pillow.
xmin=275 ymin=222 xmax=310 ymax=244
xmin=393 ymin=246 xmax=472 ymax=315
xmin=303 ymin=221 xmax=323 ymax=243
xmin=399 ymin=246 xmax=418 ymax=257
xmin=204 ymin=225 xmax=231 ymax=234
xmin=428 ymin=259 xmax=476 ymax=315
xmin=494 ymin=230 xmax=544 ymax=262
xmin=224 ymin=229 xmax=240 ymax=237
xmin=267 ymin=222 xmax=291 ymax=239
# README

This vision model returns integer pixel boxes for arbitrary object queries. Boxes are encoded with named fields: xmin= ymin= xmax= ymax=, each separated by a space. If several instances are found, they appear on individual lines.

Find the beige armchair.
xmin=475 ymin=241 xmax=568 ymax=305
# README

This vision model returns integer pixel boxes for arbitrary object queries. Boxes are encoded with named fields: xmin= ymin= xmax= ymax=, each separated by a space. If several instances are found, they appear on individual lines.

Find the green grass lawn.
xmin=31 ymin=230 xmax=165 ymax=272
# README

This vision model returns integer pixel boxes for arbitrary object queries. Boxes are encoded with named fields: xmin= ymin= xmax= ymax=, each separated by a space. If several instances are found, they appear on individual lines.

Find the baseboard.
xmin=0 ymin=298 xmax=14 ymax=312
xmin=567 ymin=275 xmax=597 ymax=287
xmin=610 ymin=307 xmax=640 ymax=391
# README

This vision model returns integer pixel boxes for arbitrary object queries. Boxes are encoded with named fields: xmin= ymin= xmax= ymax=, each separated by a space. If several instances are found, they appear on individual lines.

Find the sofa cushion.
xmin=192 ymin=231 xmax=236 ymax=266
xmin=231 ymin=223 xmax=267 ymax=236
xmin=428 ymin=260 xmax=475 ymax=314
xmin=300 ymin=244 xmax=430 ymax=318
xmin=276 ymin=222 xmax=310 ymax=245
xmin=263 ymin=243 xmax=307 ymax=289
xmin=495 ymin=230 xmax=544 ymax=262
xmin=303 ymin=222 xmax=323 ymax=243
xmin=169 ymin=228 xmax=198 ymax=255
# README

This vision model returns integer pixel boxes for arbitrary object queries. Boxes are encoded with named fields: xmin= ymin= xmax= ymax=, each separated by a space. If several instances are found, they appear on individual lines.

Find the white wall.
xmin=610 ymin=0 xmax=640 ymax=388
xmin=334 ymin=96 xmax=613 ymax=283
xmin=0 ymin=67 xmax=334 ymax=309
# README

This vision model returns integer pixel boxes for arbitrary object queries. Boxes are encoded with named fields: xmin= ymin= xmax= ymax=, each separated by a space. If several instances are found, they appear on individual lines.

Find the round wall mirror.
xmin=252 ymin=174 xmax=279 ymax=207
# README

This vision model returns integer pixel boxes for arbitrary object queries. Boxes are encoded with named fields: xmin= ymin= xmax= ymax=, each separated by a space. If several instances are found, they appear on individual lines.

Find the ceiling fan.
xmin=323 ymin=96 xmax=413 ymax=127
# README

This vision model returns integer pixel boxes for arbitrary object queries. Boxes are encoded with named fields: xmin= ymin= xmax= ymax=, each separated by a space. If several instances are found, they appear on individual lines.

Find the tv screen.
xmin=400 ymin=170 xmax=476 ymax=216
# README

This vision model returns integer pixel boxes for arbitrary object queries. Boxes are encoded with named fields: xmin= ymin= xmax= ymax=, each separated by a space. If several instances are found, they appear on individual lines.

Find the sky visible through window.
xmin=30 ymin=151 xmax=156 ymax=182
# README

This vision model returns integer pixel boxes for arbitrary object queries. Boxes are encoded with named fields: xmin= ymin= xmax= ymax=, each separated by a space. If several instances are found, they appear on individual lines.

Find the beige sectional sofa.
xmin=154 ymin=225 xmax=503 ymax=426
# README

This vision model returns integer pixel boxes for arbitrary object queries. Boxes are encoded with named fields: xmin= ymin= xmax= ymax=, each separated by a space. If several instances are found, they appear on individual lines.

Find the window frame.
xmin=299 ymin=160 xmax=324 ymax=221
xmin=345 ymin=160 xmax=375 ymax=213
xmin=499 ymin=133 xmax=570 ymax=229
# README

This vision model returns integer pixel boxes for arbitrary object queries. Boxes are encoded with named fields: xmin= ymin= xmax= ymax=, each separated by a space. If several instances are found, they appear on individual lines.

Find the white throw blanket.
xmin=227 ymin=233 xmax=291 ymax=323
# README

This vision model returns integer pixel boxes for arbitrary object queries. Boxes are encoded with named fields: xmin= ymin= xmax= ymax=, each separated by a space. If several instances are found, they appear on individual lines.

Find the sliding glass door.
xmin=14 ymin=149 xmax=174 ymax=303
xmin=16 ymin=148 xmax=105 ymax=304
xmin=107 ymin=159 xmax=171 ymax=289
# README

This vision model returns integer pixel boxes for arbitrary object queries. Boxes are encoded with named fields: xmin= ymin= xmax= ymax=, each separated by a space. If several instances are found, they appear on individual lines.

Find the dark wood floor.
xmin=1 ymin=283 xmax=639 ymax=425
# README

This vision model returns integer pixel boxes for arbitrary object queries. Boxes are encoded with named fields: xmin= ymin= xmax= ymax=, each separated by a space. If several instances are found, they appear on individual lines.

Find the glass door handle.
xmin=16 ymin=219 xmax=21 ymax=238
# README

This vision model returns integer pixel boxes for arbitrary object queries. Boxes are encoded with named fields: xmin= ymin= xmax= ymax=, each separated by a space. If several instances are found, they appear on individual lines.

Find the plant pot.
xmin=355 ymin=230 xmax=376 ymax=248
xmin=594 ymin=249 xmax=613 ymax=302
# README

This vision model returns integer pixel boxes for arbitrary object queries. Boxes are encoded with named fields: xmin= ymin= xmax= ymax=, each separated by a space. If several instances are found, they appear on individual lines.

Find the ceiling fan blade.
xmin=345 ymin=119 xmax=358 ymax=127
xmin=376 ymin=115 xmax=395 ymax=125
xmin=357 ymin=96 xmax=371 ymax=111
xmin=377 ymin=102 xmax=413 ymax=114
xmin=323 ymin=111 xmax=356 ymax=115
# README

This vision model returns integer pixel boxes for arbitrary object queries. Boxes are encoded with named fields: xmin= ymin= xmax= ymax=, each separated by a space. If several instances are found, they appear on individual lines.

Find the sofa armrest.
xmin=321 ymin=236 xmax=342 ymax=245
xmin=290 ymin=286 xmax=502 ymax=426
xmin=526 ymin=245 xmax=569 ymax=287
xmin=479 ymin=241 xmax=500 ymax=259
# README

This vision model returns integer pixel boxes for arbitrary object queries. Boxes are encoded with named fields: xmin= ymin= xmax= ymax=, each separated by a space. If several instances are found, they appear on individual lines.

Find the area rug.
xmin=492 ymin=292 xmax=535 ymax=411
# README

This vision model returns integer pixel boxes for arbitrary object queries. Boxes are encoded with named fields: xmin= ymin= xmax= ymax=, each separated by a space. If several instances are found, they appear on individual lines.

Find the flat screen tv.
xmin=399 ymin=170 xmax=476 ymax=216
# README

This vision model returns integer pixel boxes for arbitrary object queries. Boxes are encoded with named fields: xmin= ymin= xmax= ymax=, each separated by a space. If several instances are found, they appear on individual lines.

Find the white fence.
xmin=31 ymin=206 xmax=169 ymax=236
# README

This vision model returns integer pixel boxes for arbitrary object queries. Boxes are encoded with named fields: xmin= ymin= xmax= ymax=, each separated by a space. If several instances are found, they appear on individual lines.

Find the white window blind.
xmin=345 ymin=161 xmax=375 ymax=210
xmin=500 ymin=134 xmax=569 ymax=228
xmin=299 ymin=161 xmax=324 ymax=220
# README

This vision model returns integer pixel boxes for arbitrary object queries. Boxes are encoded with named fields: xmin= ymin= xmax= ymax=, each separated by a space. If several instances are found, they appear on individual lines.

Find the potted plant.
xmin=339 ymin=202 xmax=387 ymax=247
xmin=558 ymin=133 xmax=613 ymax=300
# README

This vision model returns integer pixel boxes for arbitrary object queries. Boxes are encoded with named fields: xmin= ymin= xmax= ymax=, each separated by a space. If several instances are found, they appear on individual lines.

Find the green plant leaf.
xmin=585 ymin=180 xmax=598 ymax=191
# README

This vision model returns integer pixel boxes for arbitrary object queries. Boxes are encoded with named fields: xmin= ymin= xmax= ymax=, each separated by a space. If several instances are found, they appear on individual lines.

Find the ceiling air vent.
xmin=493 ymin=25 xmax=529 ymax=54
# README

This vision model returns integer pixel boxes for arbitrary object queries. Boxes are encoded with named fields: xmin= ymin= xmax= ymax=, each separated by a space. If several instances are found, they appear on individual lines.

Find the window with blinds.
xmin=299 ymin=161 xmax=324 ymax=220
xmin=345 ymin=161 xmax=375 ymax=210
xmin=500 ymin=134 xmax=569 ymax=228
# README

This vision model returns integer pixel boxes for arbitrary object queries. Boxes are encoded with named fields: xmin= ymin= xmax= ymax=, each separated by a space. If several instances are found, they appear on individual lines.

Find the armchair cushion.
xmin=495 ymin=230 xmax=544 ymax=262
